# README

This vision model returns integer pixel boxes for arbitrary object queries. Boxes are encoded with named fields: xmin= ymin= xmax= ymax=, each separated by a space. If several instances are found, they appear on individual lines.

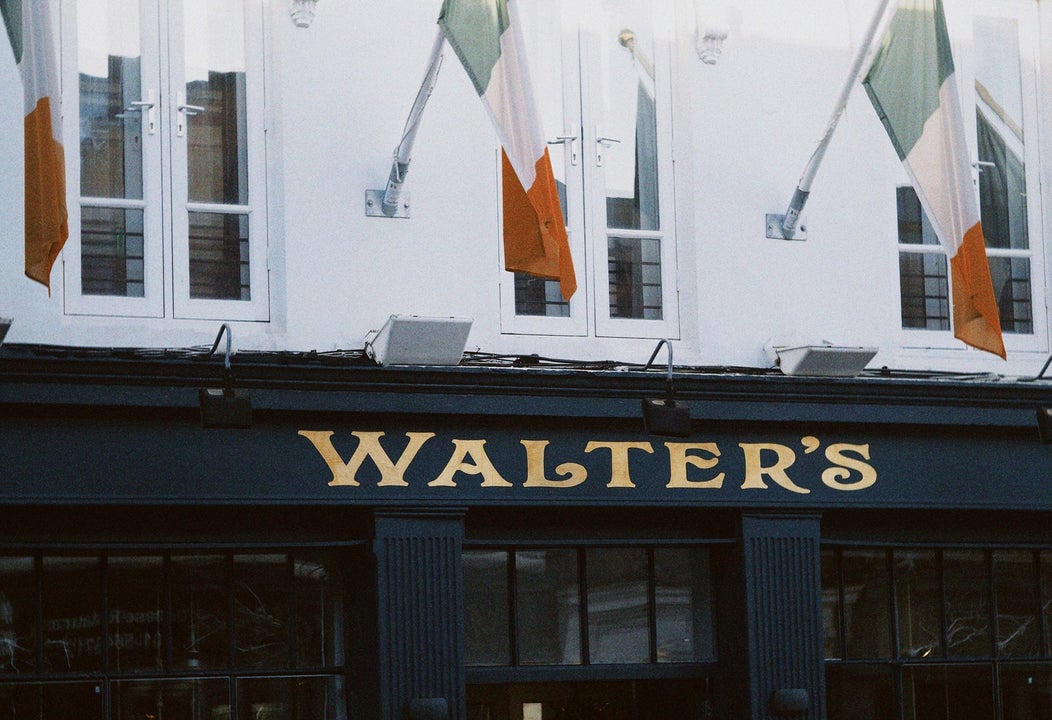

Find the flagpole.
xmin=367 ymin=29 xmax=446 ymax=218
xmin=767 ymin=0 xmax=896 ymax=239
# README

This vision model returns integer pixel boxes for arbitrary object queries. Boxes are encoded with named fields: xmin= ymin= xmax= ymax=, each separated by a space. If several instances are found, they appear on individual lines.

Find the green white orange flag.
xmin=438 ymin=0 xmax=577 ymax=300
xmin=863 ymin=0 xmax=1005 ymax=358
xmin=1 ymin=0 xmax=68 ymax=290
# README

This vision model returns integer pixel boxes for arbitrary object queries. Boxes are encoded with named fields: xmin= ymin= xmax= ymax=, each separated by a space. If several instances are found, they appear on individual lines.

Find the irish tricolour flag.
xmin=438 ymin=0 xmax=577 ymax=300
xmin=1 ymin=0 xmax=68 ymax=290
xmin=864 ymin=0 xmax=1005 ymax=358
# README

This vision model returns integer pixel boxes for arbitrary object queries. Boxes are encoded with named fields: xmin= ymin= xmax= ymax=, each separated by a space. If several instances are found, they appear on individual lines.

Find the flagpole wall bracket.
xmin=365 ymin=189 xmax=411 ymax=219
xmin=765 ymin=214 xmax=807 ymax=241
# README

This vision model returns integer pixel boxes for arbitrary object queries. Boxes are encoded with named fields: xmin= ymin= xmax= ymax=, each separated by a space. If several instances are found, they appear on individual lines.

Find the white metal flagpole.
xmin=367 ymin=29 xmax=447 ymax=218
xmin=766 ymin=0 xmax=897 ymax=239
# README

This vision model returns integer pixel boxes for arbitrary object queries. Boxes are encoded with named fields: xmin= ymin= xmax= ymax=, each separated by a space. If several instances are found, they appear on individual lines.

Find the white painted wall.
xmin=0 ymin=0 xmax=1048 ymax=377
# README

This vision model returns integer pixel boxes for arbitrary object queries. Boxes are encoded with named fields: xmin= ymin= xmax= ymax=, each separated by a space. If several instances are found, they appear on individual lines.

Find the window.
xmin=822 ymin=546 xmax=1052 ymax=720
xmin=0 ymin=552 xmax=348 ymax=719
xmin=463 ymin=546 xmax=714 ymax=719
xmin=500 ymin=0 xmax=680 ymax=339
xmin=897 ymin=0 xmax=1046 ymax=352
xmin=61 ymin=0 xmax=270 ymax=321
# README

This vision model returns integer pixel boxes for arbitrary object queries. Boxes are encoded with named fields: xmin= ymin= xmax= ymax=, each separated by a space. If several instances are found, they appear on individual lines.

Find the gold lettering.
xmin=822 ymin=443 xmax=877 ymax=490
xmin=584 ymin=441 xmax=654 ymax=488
xmin=521 ymin=440 xmax=587 ymax=488
xmin=298 ymin=430 xmax=434 ymax=486
xmin=429 ymin=439 xmax=513 ymax=487
xmin=665 ymin=442 xmax=725 ymax=488
xmin=739 ymin=443 xmax=810 ymax=494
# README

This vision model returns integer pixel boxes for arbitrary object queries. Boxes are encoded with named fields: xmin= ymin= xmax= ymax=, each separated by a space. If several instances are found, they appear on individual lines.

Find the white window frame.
xmin=60 ymin=0 xmax=270 ymax=322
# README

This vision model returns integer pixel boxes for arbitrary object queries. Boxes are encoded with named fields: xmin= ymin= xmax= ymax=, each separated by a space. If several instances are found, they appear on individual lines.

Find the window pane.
xmin=897 ymin=186 xmax=939 ymax=246
xmin=237 ymin=676 xmax=346 ymax=720
xmin=600 ymin=2 xmax=659 ymax=231
xmin=81 ymin=206 xmax=146 ymax=298
xmin=107 ymin=556 xmax=164 ymax=672
xmin=516 ymin=549 xmax=580 ymax=665
xmin=842 ymin=550 xmax=891 ymax=659
xmin=586 ymin=548 xmax=648 ymax=664
xmin=234 ymin=555 xmax=290 ymax=669
xmin=654 ymin=548 xmax=713 ymax=662
xmin=988 ymin=256 xmax=1032 ymax=334
xmin=513 ymin=275 xmax=570 ymax=317
xmin=42 ymin=557 xmax=103 ymax=673
xmin=899 ymin=252 xmax=949 ymax=330
xmin=0 ymin=558 xmax=36 ymax=674
xmin=943 ymin=550 xmax=990 ymax=658
xmin=189 ymin=212 xmax=250 ymax=300
xmin=822 ymin=550 xmax=842 ymax=660
xmin=78 ymin=0 xmax=143 ymax=201
xmin=0 ymin=681 xmax=103 ymax=720
xmin=172 ymin=555 xmax=228 ymax=670
xmin=294 ymin=556 xmax=342 ymax=669
xmin=464 ymin=551 xmax=510 ymax=666
xmin=902 ymin=666 xmax=994 ymax=720
xmin=826 ymin=664 xmax=894 ymax=720
xmin=895 ymin=550 xmax=942 ymax=659
xmin=112 ymin=678 xmax=227 ymax=720
xmin=994 ymin=550 xmax=1040 ymax=658
xmin=184 ymin=0 xmax=249 ymax=206
xmin=608 ymin=236 xmax=662 ymax=320
xmin=1000 ymin=666 xmax=1052 ymax=720
xmin=1043 ymin=550 xmax=1052 ymax=656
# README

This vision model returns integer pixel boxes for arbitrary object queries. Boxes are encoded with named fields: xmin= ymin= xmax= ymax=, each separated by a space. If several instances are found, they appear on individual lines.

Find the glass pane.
xmin=1000 ymin=666 xmax=1052 ymax=720
xmin=294 ymin=555 xmax=343 ymax=668
xmin=463 ymin=551 xmax=510 ymax=666
xmin=172 ymin=555 xmax=228 ymax=670
xmin=974 ymin=16 xmax=1028 ymax=253
xmin=107 ymin=556 xmax=164 ymax=671
xmin=586 ymin=548 xmax=648 ymax=664
xmin=895 ymin=550 xmax=942 ymax=659
xmin=0 ymin=681 xmax=103 ymax=720
xmin=599 ymin=1 xmax=659 ymax=231
xmin=899 ymin=252 xmax=949 ymax=330
xmin=842 ymin=550 xmax=891 ymax=659
xmin=112 ymin=679 xmax=227 ymax=720
xmin=654 ymin=548 xmax=713 ymax=662
xmin=80 ymin=206 xmax=146 ymax=298
xmin=513 ymin=275 xmax=570 ymax=317
xmin=238 ymin=675 xmax=347 ymax=720
xmin=516 ymin=549 xmax=580 ymax=665
xmin=1043 ymin=550 xmax=1052 ymax=656
xmin=608 ymin=236 xmax=662 ymax=320
xmin=184 ymin=0 xmax=249 ymax=205
xmin=42 ymin=557 xmax=103 ymax=673
xmin=189 ymin=212 xmax=250 ymax=300
xmin=822 ymin=550 xmax=842 ymax=660
xmin=78 ymin=0 xmax=143 ymax=201
xmin=825 ymin=664 xmax=894 ymax=720
xmin=234 ymin=555 xmax=290 ymax=669
xmin=0 ymin=557 xmax=36 ymax=674
xmin=896 ymin=186 xmax=939 ymax=246
xmin=994 ymin=550 xmax=1040 ymax=658
xmin=988 ymin=256 xmax=1033 ymax=334
xmin=943 ymin=550 xmax=990 ymax=658
xmin=902 ymin=666 xmax=994 ymax=720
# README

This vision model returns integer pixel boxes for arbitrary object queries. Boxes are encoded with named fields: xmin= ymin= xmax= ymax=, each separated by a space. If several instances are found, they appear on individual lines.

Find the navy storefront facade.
xmin=1 ymin=346 xmax=1051 ymax=720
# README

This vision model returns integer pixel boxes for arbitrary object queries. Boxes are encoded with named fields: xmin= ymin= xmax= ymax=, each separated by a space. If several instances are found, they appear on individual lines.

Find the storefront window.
xmin=0 ymin=551 xmax=349 ymax=720
xmin=823 ymin=546 xmax=1052 ymax=720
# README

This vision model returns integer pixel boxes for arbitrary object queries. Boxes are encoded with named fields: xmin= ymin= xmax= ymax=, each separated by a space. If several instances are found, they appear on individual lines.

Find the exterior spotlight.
xmin=364 ymin=315 xmax=473 ymax=366
xmin=199 ymin=324 xmax=252 ymax=429
xmin=641 ymin=339 xmax=691 ymax=437
xmin=1037 ymin=408 xmax=1052 ymax=445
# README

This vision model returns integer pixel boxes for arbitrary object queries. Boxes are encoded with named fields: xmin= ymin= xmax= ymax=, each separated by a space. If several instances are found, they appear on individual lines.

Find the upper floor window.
xmin=897 ymin=0 xmax=1045 ymax=353
xmin=500 ymin=0 xmax=679 ymax=339
xmin=61 ymin=0 xmax=270 ymax=321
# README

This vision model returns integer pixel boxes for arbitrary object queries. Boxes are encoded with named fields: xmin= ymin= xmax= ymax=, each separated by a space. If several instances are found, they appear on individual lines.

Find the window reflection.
xmin=516 ymin=549 xmax=580 ymax=665
xmin=895 ymin=550 xmax=942 ymax=659
xmin=172 ymin=555 xmax=228 ymax=670
xmin=0 ymin=558 xmax=35 ymax=675
xmin=943 ymin=550 xmax=990 ymax=658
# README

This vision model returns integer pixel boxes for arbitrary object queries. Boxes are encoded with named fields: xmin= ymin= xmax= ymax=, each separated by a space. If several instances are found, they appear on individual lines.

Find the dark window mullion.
xmin=647 ymin=548 xmax=657 ymax=664
xmin=33 ymin=555 xmax=44 ymax=674
xmin=888 ymin=549 xmax=906 ymax=720
xmin=101 ymin=554 xmax=110 ymax=675
xmin=987 ymin=550 xmax=999 ymax=659
xmin=508 ymin=550 xmax=518 ymax=666
xmin=1038 ymin=550 xmax=1050 ymax=658
xmin=163 ymin=553 xmax=173 ymax=672
xmin=835 ymin=549 xmax=847 ymax=660
xmin=286 ymin=554 xmax=296 ymax=668
xmin=579 ymin=548 xmax=589 ymax=664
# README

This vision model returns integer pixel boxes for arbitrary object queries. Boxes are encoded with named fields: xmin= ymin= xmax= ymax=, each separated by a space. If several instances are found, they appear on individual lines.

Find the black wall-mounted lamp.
xmin=641 ymin=339 xmax=691 ymax=437
xmin=199 ymin=324 xmax=252 ymax=429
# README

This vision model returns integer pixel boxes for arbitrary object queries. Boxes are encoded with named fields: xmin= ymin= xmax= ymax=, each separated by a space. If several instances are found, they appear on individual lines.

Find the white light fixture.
xmin=773 ymin=344 xmax=878 ymax=377
xmin=289 ymin=0 xmax=318 ymax=28
xmin=365 ymin=315 xmax=474 ymax=367
xmin=0 ymin=317 xmax=10 ymax=345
